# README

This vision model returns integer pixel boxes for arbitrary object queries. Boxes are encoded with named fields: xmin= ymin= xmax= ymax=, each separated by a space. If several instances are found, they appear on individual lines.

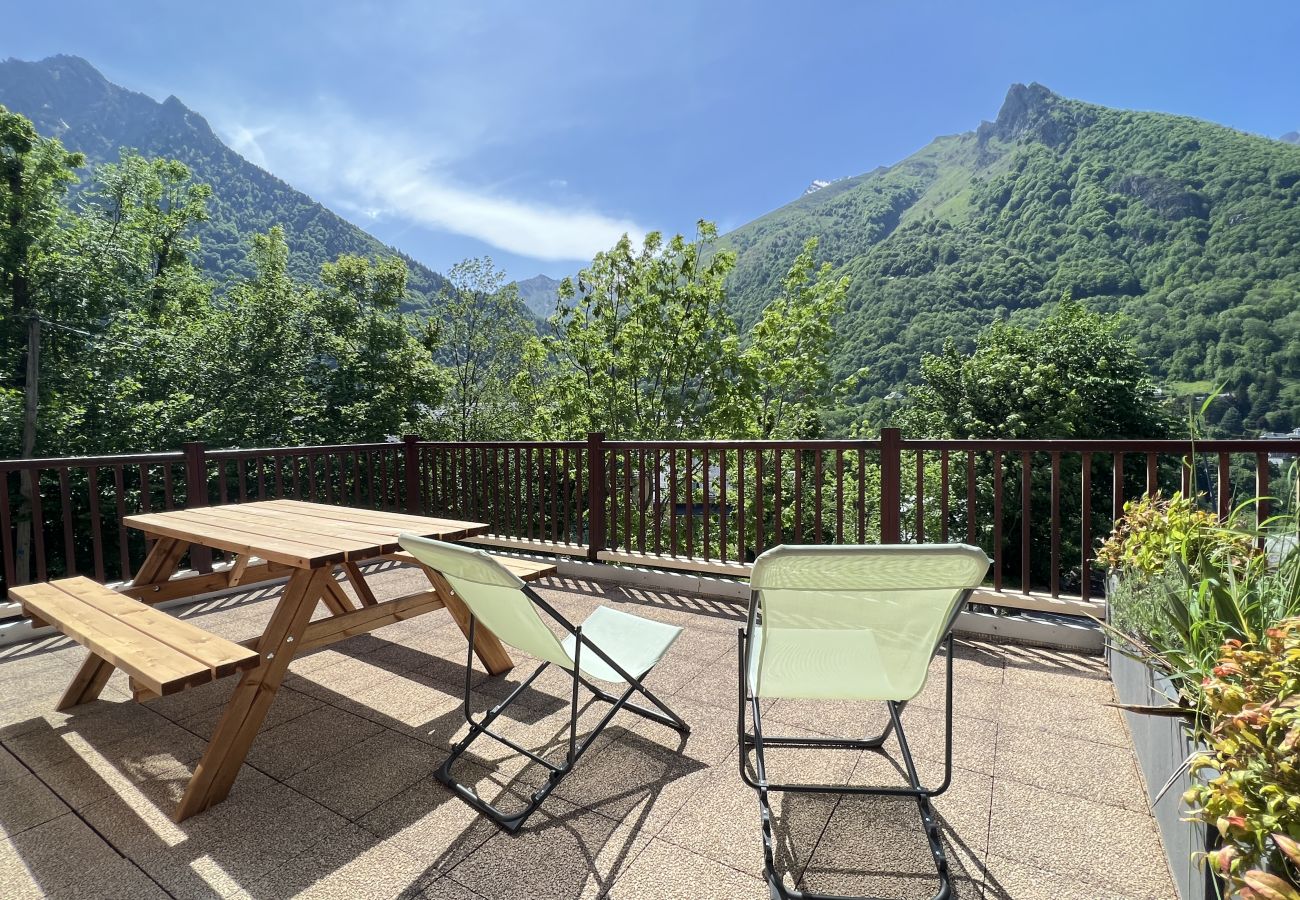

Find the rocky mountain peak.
xmin=978 ymin=82 xmax=1090 ymax=148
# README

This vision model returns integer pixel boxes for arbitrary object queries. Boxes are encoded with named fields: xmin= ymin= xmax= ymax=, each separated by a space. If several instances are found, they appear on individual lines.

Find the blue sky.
xmin=7 ymin=1 xmax=1299 ymax=281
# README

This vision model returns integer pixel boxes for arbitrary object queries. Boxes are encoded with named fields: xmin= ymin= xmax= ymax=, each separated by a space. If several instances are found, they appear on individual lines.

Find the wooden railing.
xmin=0 ymin=440 xmax=412 ymax=594
xmin=1 ymin=431 xmax=1296 ymax=603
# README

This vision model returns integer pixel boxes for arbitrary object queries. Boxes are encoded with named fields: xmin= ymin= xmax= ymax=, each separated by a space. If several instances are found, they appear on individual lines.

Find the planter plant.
xmin=1184 ymin=617 xmax=1300 ymax=899
xmin=1101 ymin=491 xmax=1300 ymax=899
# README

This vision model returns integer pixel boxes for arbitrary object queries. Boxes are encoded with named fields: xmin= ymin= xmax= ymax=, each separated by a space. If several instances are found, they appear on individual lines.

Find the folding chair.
xmin=738 ymin=543 xmax=990 ymax=900
xmin=398 ymin=534 xmax=691 ymax=833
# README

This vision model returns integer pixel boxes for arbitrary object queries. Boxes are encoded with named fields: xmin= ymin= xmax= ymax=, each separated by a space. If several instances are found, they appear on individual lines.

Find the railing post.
xmin=402 ymin=434 xmax=421 ymax=514
xmin=880 ymin=428 xmax=902 ymax=544
xmin=586 ymin=432 xmax=606 ymax=562
xmin=182 ymin=442 xmax=213 ymax=573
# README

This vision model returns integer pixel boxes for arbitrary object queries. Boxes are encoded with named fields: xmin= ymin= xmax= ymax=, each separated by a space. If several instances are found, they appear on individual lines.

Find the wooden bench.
xmin=11 ymin=577 xmax=260 ymax=710
xmin=383 ymin=550 xmax=557 ymax=583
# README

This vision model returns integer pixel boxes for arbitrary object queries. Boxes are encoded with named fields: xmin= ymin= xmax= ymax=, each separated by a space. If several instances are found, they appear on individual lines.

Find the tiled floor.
xmin=0 ymin=565 xmax=1175 ymax=899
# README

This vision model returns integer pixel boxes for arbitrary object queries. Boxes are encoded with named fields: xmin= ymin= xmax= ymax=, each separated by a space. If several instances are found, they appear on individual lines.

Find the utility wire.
xmin=0 ymin=310 xmax=149 ymax=351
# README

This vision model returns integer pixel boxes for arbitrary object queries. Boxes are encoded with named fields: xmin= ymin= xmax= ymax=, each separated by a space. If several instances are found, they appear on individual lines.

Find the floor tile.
xmin=605 ymin=837 xmax=767 ymax=899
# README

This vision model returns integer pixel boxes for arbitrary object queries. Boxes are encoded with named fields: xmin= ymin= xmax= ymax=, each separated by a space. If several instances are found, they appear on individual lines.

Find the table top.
xmin=124 ymin=499 xmax=490 ymax=569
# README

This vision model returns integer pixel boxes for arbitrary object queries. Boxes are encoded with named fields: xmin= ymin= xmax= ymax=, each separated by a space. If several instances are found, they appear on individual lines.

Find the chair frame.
xmin=738 ymin=580 xmax=976 ymax=900
xmin=437 ymin=583 xmax=690 ymax=833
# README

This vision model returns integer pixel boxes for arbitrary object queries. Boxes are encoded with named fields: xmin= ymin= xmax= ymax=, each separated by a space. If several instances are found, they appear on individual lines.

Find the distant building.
xmin=1260 ymin=427 xmax=1300 ymax=466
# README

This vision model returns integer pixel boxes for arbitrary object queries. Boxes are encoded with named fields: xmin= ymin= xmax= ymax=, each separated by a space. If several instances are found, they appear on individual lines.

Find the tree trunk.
xmin=14 ymin=314 xmax=39 ymax=584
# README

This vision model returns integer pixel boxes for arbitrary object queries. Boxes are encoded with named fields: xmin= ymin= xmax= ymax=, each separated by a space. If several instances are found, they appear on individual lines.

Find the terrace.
xmin=2 ymin=563 xmax=1169 ymax=899
xmin=3 ymin=431 xmax=1292 ymax=898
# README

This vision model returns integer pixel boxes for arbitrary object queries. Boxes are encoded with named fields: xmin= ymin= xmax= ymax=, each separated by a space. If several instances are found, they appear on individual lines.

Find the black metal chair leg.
xmin=740 ymin=629 xmax=959 ymax=900
xmin=438 ymin=616 xmax=691 ymax=833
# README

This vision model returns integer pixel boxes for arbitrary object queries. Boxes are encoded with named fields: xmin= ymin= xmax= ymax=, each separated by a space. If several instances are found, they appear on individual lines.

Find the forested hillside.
xmin=0 ymin=55 xmax=447 ymax=311
xmin=723 ymin=83 xmax=1300 ymax=433
xmin=5 ymin=57 xmax=1297 ymax=436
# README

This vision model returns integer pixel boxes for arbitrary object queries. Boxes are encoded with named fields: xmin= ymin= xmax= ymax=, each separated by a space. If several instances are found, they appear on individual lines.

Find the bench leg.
xmin=174 ymin=567 xmax=328 ymax=822
xmin=57 ymin=652 xmax=115 ymax=711
xmin=422 ymin=567 xmax=514 ymax=676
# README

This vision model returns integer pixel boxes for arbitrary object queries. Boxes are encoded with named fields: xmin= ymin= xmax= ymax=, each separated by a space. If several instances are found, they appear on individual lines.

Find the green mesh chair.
xmin=399 ymin=534 xmax=690 ymax=832
xmin=739 ymin=543 xmax=990 ymax=900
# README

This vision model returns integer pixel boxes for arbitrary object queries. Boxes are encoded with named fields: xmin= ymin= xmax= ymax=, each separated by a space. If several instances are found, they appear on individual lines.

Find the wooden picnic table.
xmin=101 ymin=499 xmax=521 ymax=821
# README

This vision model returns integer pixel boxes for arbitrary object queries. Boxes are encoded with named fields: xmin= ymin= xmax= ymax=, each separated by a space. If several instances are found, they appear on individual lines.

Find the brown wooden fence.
xmin=1 ymin=431 xmax=1295 ymax=602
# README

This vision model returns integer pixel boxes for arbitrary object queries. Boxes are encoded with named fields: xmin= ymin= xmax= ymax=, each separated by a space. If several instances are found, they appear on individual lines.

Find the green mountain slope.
xmin=723 ymin=84 xmax=1300 ymax=432
xmin=0 ymin=55 xmax=447 ymax=310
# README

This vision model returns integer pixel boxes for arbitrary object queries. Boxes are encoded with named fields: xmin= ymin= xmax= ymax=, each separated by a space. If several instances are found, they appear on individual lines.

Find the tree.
xmin=317 ymin=252 xmax=443 ymax=441
xmin=434 ymin=257 xmax=531 ymax=441
xmin=900 ymin=299 xmax=1171 ymax=439
xmin=527 ymin=221 xmax=739 ymax=440
xmin=194 ymin=227 xmax=322 ymax=447
xmin=900 ymin=300 xmax=1172 ymax=590
xmin=0 ymin=106 xmax=83 ymax=580
xmin=39 ymin=153 xmax=216 ymax=455
xmin=0 ymin=106 xmax=84 ymax=449
xmin=731 ymin=237 xmax=852 ymax=438
xmin=1218 ymin=406 xmax=1244 ymax=435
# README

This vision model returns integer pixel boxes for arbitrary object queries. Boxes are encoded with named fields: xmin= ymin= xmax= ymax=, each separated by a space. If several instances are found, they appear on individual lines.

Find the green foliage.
xmin=162 ymin=229 xmax=443 ymax=448
xmin=316 ymin=252 xmax=442 ymax=442
xmin=1186 ymin=620 xmax=1300 ymax=898
xmin=894 ymin=301 xmax=1172 ymax=588
xmin=0 ymin=103 xmax=448 ymax=456
xmin=524 ymin=226 xmax=852 ymax=442
xmin=731 ymin=237 xmax=852 ymax=438
xmin=1096 ymin=492 xmax=1249 ymax=576
xmin=1108 ymin=515 xmax=1300 ymax=707
xmin=900 ymin=300 xmax=1170 ymax=439
xmin=721 ymin=84 xmax=1300 ymax=434
xmin=432 ymin=257 xmax=533 ymax=441
xmin=527 ymin=222 xmax=742 ymax=440
xmin=2 ymin=102 xmax=858 ymax=458
xmin=0 ymin=104 xmax=84 ymax=383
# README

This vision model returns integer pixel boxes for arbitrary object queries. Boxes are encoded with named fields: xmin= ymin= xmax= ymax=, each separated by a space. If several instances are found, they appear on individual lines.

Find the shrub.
xmin=1103 ymin=494 xmax=1278 ymax=699
xmin=1185 ymin=619 xmax=1300 ymax=898
xmin=1096 ymin=492 xmax=1249 ymax=576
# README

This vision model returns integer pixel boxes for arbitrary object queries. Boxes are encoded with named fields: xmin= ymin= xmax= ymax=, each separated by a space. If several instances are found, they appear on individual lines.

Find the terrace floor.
xmin=0 ymin=565 xmax=1175 ymax=899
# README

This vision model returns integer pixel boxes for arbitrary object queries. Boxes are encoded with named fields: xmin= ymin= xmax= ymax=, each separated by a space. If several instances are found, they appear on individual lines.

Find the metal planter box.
xmin=1108 ymin=643 xmax=1220 ymax=900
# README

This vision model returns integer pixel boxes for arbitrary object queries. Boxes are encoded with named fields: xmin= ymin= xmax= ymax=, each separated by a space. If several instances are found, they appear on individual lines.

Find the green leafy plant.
xmin=1101 ymin=491 xmax=1284 ymax=700
xmin=1096 ymin=492 xmax=1250 ymax=577
xmin=1185 ymin=619 xmax=1300 ymax=898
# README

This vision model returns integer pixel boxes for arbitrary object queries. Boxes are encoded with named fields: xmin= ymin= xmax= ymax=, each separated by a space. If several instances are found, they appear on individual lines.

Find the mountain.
xmin=1281 ymin=131 xmax=1300 ymax=145
xmin=722 ymin=83 xmax=1300 ymax=433
xmin=0 ymin=55 xmax=447 ymax=311
xmin=513 ymin=274 xmax=564 ymax=319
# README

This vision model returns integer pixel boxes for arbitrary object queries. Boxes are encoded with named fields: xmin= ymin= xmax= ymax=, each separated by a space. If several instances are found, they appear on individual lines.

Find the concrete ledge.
xmin=595 ymin=550 xmax=751 ymax=578
xmin=464 ymin=535 xmax=588 ymax=556
xmin=557 ymin=558 xmax=1103 ymax=654
xmin=970 ymin=588 xmax=1105 ymax=619
xmin=953 ymin=608 xmax=1104 ymax=654
xmin=557 ymin=558 xmax=749 ymax=602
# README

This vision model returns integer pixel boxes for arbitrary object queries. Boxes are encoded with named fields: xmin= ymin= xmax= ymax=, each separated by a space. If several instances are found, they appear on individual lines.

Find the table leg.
xmin=130 ymin=538 xmax=189 ymax=599
xmin=174 ymin=566 xmax=329 ymax=822
xmin=321 ymin=576 xmax=357 ymax=615
xmin=422 ymin=567 xmax=514 ymax=676
xmin=341 ymin=561 xmax=379 ymax=607
xmin=57 ymin=653 xmax=115 ymax=710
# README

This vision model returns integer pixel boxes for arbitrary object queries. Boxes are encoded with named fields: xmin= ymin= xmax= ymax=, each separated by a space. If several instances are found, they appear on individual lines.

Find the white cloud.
xmin=224 ymin=123 xmax=272 ymax=169
xmin=213 ymin=104 xmax=643 ymax=262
